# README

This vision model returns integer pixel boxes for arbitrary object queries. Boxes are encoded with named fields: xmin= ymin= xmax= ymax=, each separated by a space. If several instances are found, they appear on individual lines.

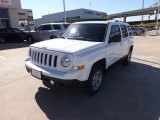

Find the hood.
xmin=30 ymin=38 xmax=103 ymax=55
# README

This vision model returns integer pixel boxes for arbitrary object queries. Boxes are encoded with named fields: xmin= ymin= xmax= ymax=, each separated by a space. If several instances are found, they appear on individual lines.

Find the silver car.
xmin=28 ymin=23 xmax=70 ymax=43
xmin=131 ymin=27 xmax=142 ymax=36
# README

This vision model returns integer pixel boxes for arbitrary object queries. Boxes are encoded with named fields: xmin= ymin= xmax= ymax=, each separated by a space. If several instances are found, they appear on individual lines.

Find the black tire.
xmin=123 ymin=48 xmax=133 ymax=65
xmin=133 ymin=32 xmax=137 ymax=36
xmin=28 ymin=35 xmax=34 ymax=44
xmin=84 ymin=64 xmax=104 ymax=95
xmin=0 ymin=38 xmax=6 ymax=44
xmin=50 ymin=35 xmax=57 ymax=39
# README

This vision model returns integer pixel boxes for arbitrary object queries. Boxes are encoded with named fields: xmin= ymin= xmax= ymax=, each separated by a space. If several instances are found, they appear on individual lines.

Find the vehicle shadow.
xmin=0 ymin=42 xmax=29 ymax=51
xmin=35 ymin=61 xmax=160 ymax=120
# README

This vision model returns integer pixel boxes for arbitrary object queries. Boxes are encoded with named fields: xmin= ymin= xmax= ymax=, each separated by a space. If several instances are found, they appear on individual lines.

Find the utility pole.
xmin=141 ymin=0 xmax=145 ymax=25
xmin=63 ymin=0 xmax=66 ymax=23
xmin=157 ymin=0 xmax=160 ymax=28
xmin=89 ymin=2 xmax=92 ymax=10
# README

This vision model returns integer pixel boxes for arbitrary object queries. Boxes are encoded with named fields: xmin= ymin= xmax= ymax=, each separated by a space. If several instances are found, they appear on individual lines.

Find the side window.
xmin=3 ymin=28 xmax=12 ymax=33
xmin=42 ymin=25 xmax=52 ymax=30
xmin=109 ymin=25 xmax=121 ymax=43
xmin=12 ymin=28 xmax=22 ymax=33
xmin=127 ymin=26 xmax=133 ymax=36
xmin=37 ymin=25 xmax=52 ymax=31
xmin=63 ymin=24 xmax=70 ymax=29
xmin=53 ymin=25 xmax=61 ymax=30
xmin=120 ymin=25 xmax=128 ymax=38
xmin=36 ymin=25 xmax=44 ymax=31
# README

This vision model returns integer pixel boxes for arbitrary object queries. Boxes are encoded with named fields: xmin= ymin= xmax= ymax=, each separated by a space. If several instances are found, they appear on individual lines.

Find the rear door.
xmin=107 ymin=24 xmax=122 ymax=65
xmin=120 ymin=24 xmax=129 ymax=57
xmin=52 ymin=24 xmax=63 ymax=37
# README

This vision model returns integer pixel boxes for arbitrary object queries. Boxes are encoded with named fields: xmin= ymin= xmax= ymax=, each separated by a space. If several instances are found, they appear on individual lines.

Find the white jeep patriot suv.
xmin=25 ymin=21 xmax=133 ymax=94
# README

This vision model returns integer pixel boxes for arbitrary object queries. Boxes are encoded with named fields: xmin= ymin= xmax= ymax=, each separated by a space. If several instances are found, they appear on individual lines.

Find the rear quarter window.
xmin=63 ymin=24 xmax=70 ymax=29
xmin=127 ymin=26 xmax=133 ymax=36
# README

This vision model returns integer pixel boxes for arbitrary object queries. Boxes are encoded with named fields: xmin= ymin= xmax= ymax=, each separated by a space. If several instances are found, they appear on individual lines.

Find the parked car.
xmin=0 ymin=28 xmax=29 ymax=44
xmin=131 ymin=27 xmax=142 ymax=36
xmin=27 ymin=23 xmax=70 ymax=44
xmin=138 ymin=27 xmax=147 ymax=33
xmin=25 ymin=21 xmax=133 ymax=94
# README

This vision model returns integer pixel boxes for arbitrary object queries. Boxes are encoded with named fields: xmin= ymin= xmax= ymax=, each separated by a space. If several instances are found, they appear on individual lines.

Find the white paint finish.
xmin=31 ymin=39 xmax=102 ymax=54
xmin=26 ymin=21 xmax=133 ymax=81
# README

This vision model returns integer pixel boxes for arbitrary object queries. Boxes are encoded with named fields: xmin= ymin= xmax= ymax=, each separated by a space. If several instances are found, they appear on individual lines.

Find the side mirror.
xmin=59 ymin=32 xmax=63 ymax=36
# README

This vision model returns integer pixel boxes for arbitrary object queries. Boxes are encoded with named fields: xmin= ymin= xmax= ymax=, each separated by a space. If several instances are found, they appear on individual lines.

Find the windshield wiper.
xmin=68 ymin=36 xmax=86 ymax=40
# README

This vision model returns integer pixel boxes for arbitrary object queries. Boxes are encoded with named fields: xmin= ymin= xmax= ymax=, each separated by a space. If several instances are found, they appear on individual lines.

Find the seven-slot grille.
xmin=29 ymin=47 xmax=58 ymax=68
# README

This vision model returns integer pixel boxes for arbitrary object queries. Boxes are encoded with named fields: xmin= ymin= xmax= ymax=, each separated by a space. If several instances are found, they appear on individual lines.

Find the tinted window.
xmin=120 ymin=25 xmax=128 ymax=38
xmin=0 ymin=9 xmax=9 ymax=18
xmin=109 ymin=25 xmax=121 ymax=43
xmin=2 ymin=28 xmax=12 ymax=33
xmin=53 ymin=25 xmax=61 ymax=30
xmin=37 ymin=25 xmax=52 ymax=31
xmin=127 ymin=26 xmax=133 ymax=36
xmin=63 ymin=24 xmax=70 ymax=29
xmin=62 ymin=24 xmax=107 ymax=42
xmin=12 ymin=28 xmax=22 ymax=33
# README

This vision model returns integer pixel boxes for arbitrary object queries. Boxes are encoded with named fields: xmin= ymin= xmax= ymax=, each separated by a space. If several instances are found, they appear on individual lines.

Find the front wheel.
xmin=84 ymin=64 xmax=104 ymax=95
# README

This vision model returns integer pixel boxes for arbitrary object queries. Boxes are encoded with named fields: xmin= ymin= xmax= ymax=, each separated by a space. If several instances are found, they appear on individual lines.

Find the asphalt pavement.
xmin=0 ymin=36 xmax=160 ymax=120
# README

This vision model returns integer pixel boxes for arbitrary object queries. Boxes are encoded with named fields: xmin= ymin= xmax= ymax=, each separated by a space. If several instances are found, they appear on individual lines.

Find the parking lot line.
xmin=132 ymin=57 xmax=160 ymax=66
xmin=0 ymin=56 xmax=7 ymax=60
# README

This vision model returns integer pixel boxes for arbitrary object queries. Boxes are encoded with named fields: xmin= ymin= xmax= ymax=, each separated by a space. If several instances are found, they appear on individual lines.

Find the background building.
xmin=0 ymin=0 xmax=34 ymax=30
xmin=34 ymin=8 xmax=107 ymax=26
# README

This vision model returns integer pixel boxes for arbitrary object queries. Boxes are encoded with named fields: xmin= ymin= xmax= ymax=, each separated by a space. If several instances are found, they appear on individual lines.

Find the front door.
xmin=107 ymin=24 xmax=122 ymax=66
xmin=36 ymin=25 xmax=52 ymax=41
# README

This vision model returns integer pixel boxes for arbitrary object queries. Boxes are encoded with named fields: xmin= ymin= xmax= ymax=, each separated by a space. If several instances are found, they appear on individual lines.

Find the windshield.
xmin=62 ymin=23 xmax=107 ymax=42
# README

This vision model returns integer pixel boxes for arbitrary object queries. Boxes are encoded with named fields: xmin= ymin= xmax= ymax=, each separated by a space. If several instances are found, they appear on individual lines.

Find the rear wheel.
xmin=28 ymin=36 xmax=34 ymax=44
xmin=0 ymin=38 xmax=6 ymax=44
xmin=133 ymin=32 xmax=137 ymax=36
xmin=84 ymin=64 xmax=104 ymax=95
xmin=123 ymin=48 xmax=133 ymax=65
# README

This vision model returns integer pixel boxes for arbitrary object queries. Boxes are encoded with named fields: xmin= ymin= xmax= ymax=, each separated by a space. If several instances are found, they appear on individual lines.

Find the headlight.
xmin=61 ymin=55 xmax=71 ymax=67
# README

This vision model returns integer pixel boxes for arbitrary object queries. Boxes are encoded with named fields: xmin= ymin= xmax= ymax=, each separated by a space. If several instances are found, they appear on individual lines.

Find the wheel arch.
xmin=130 ymin=45 xmax=133 ymax=51
xmin=91 ymin=58 xmax=106 ymax=70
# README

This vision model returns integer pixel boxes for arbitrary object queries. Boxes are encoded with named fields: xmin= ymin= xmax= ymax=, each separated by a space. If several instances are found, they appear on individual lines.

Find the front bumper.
xmin=25 ymin=58 xmax=88 ymax=81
